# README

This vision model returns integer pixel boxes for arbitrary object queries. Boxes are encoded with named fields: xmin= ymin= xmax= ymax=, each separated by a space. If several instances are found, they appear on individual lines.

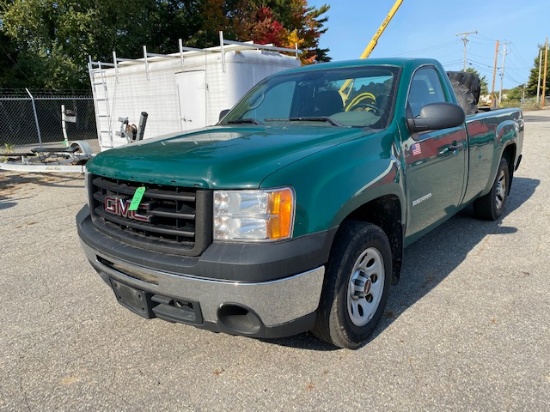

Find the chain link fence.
xmin=0 ymin=90 xmax=97 ymax=149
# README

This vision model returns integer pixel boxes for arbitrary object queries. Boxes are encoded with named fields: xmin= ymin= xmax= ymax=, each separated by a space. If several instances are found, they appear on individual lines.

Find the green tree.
xmin=0 ymin=0 xmax=330 ymax=90
xmin=0 ymin=28 xmax=25 ymax=88
xmin=506 ymin=85 xmax=524 ymax=101
xmin=1 ymin=0 xmax=94 ymax=88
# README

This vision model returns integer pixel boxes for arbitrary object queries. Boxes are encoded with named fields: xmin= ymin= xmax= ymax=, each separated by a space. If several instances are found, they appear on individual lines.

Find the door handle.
xmin=448 ymin=141 xmax=461 ymax=151
xmin=439 ymin=141 xmax=461 ymax=155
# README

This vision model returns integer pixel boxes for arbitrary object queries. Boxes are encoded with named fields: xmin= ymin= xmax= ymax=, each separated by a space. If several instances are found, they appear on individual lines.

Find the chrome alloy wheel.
xmin=495 ymin=168 xmax=507 ymax=210
xmin=347 ymin=247 xmax=385 ymax=327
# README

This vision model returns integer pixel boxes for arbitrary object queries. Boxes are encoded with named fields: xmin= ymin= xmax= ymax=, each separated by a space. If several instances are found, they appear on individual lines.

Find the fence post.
xmin=25 ymin=88 xmax=42 ymax=146
xmin=61 ymin=104 xmax=68 ymax=146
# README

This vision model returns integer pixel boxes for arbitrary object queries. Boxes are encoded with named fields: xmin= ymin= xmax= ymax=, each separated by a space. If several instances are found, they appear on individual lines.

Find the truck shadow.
xmin=0 ymin=172 xmax=83 ymax=210
xmin=0 ymin=172 xmax=83 ymax=188
xmin=262 ymin=176 xmax=539 ymax=351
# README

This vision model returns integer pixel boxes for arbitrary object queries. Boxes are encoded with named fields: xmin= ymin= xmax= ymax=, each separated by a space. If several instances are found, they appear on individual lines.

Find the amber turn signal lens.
xmin=267 ymin=188 xmax=294 ymax=240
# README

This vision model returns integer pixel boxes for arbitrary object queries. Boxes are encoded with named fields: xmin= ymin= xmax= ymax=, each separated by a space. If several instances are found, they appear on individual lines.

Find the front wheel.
xmin=313 ymin=221 xmax=392 ymax=349
xmin=473 ymin=158 xmax=510 ymax=220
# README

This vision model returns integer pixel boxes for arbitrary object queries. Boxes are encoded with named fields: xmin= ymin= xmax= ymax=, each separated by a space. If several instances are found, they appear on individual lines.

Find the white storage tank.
xmin=89 ymin=35 xmax=300 ymax=151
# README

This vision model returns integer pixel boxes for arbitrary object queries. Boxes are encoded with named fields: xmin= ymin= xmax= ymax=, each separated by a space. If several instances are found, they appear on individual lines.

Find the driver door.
xmin=404 ymin=66 xmax=467 ymax=239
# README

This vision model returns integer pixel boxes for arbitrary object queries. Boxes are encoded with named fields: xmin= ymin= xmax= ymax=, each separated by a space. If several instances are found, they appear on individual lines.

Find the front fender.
xmin=261 ymin=130 xmax=406 ymax=237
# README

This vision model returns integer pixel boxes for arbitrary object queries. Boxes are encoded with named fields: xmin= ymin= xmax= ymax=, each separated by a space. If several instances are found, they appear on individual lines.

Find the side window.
xmin=408 ymin=67 xmax=447 ymax=117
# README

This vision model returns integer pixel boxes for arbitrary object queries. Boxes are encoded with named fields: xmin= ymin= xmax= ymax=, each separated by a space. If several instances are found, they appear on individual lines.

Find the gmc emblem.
xmin=104 ymin=196 xmax=151 ymax=222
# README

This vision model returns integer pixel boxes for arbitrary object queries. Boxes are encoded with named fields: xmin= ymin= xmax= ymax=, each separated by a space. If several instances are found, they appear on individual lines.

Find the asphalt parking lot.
xmin=1 ymin=110 xmax=548 ymax=411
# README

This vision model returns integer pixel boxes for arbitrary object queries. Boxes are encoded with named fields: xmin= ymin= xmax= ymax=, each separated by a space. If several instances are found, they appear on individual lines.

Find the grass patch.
xmin=1 ymin=143 xmax=15 ymax=162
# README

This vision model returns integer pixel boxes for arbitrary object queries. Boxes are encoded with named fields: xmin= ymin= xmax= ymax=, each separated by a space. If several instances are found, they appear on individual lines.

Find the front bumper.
xmin=77 ymin=206 xmax=333 ymax=338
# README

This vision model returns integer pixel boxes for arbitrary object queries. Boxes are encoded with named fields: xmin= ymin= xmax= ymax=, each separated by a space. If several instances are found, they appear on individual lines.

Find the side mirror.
xmin=219 ymin=109 xmax=230 ymax=122
xmin=407 ymin=102 xmax=465 ymax=133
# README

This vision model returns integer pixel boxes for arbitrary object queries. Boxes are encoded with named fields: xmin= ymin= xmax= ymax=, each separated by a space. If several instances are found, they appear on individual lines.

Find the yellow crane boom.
xmin=340 ymin=0 xmax=404 ymax=104
xmin=359 ymin=0 xmax=404 ymax=59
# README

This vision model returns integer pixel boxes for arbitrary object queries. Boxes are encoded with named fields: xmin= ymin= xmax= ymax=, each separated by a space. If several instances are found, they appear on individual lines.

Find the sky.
xmin=307 ymin=0 xmax=548 ymax=90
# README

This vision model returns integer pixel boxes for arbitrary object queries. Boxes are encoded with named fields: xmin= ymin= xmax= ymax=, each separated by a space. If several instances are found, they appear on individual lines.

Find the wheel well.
xmin=502 ymin=144 xmax=516 ymax=193
xmin=344 ymin=195 xmax=403 ymax=284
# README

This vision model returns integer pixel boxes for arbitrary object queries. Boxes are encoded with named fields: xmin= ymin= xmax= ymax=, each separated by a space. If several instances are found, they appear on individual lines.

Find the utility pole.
xmin=542 ymin=38 xmax=548 ymax=108
xmin=456 ymin=30 xmax=478 ymax=71
xmin=490 ymin=40 xmax=499 ymax=109
xmin=499 ymin=42 xmax=511 ymax=104
xmin=537 ymin=49 xmax=542 ymax=104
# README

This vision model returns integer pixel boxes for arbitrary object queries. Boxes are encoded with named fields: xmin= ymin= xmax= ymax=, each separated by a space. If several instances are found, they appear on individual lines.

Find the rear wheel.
xmin=313 ymin=221 xmax=392 ymax=349
xmin=473 ymin=158 xmax=509 ymax=220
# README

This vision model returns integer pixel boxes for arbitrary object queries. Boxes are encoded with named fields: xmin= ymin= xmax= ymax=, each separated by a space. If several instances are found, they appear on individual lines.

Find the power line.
xmin=503 ymin=72 xmax=524 ymax=86
xmin=468 ymin=39 xmax=495 ymax=46
xmin=476 ymin=33 xmax=498 ymax=43
xmin=393 ymin=41 xmax=457 ymax=57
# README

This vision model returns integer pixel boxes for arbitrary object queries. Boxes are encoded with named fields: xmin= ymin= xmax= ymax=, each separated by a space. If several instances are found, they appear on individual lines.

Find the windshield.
xmin=221 ymin=65 xmax=399 ymax=129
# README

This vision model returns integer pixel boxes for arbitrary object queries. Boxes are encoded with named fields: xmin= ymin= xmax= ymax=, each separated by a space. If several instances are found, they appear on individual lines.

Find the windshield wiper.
xmin=288 ymin=117 xmax=343 ymax=127
xmin=226 ymin=118 xmax=262 ymax=125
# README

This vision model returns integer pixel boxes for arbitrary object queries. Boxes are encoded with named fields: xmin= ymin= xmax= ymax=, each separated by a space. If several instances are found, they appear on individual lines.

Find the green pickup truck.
xmin=77 ymin=58 xmax=523 ymax=349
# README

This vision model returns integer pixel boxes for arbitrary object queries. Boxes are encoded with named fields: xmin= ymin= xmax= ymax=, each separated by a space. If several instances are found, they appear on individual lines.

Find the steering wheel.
xmin=345 ymin=92 xmax=380 ymax=115
xmin=348 ymin=101 xmax=381 ymax=114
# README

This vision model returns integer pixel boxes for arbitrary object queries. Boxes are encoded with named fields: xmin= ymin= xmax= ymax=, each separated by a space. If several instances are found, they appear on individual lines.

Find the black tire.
xmin=447 ymin=71 xmax=481 ymax=115
xmin=313 ymin=221 xmax=392 ymax=349
xmin=473 ymin=158 xmax=510 ymax=220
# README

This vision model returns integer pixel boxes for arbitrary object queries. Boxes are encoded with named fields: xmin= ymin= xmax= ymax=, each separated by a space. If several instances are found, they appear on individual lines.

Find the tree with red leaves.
xmin=199 ymin=0 xmax=331 ymax=64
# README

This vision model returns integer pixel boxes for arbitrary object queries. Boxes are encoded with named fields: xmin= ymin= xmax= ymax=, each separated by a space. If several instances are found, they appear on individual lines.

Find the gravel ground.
xmin=0 ymin=110 xmax=548 ymax=411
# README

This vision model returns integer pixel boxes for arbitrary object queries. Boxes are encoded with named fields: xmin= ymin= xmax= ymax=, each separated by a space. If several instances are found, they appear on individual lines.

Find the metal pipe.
xmin=219 ymin=31 xmax=225 ymax=73
xmin=179 ymin=38 xmax=184 ymax=68
xmin=222 ymin=38 xmax=300 ymax=55
xmin=143 ymin=45 xmax=149 ymax=80
xmin=61 ymin=104 xmax=68 ymax=147
xmin=26 ymin=88 xmax=43 ymax=146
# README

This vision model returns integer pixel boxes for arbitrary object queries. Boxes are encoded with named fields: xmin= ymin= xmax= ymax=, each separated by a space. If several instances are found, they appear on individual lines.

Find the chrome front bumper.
xmin=80 ymin=239 xmax=325 ymax=329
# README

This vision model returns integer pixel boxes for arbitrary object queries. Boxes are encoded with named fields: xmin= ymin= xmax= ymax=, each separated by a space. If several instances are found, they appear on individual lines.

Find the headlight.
xmin=213 ymin=187 xmax=295 ymax=241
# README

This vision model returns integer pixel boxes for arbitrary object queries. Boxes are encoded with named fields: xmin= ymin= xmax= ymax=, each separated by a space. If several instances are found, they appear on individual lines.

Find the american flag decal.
xmin=411 ymin=143 xmax=421 ymax=156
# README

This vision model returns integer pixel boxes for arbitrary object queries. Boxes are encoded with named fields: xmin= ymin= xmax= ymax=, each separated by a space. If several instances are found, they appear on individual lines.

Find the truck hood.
xmin=87 ymin=125 xmax=366 ymax=188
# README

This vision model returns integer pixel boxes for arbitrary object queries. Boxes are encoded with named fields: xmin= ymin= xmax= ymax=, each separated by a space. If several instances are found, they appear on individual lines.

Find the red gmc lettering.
xmin=104 ymin=196 xmax=151 ymax=222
